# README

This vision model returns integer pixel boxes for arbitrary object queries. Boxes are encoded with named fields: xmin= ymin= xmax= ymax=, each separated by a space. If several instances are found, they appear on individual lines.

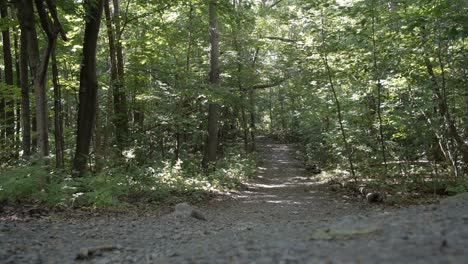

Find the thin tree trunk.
xmin=72 ymin=0 xmax=104 ymax=177
xmin=19 ymin=30 xmax=31 ymax=157
xmin=202 ymin=0 xmax=220 ymax=169
xmin=234 ymin=37 xmax=249 ymax=151
xmin=371 ymin=3 xmax=388 ymax=173
xmin=247 ymin=47 xmax=260 ymax=151
xmin=424 ymin=56 xmax=468 ymax=169
xmin=105 ymin=0 xmax=128 ymax=151
xmin=186 ymin=3 xmax=193 ymax=73
xmin=240 ymin=91 xmax=249 ymax=150
xmin=1 ymin=0 xmax=15 ymax=148
xmin=51 ymin=46 xmax=64 ymax=169
xmin=13 ymin=26 xmax=21 ymax=158
xmin=112 ymin=0 xmax=129 ymax=148
xmin=94 ymin=106 xmax=102 ymax=172
xmin=16 ymin=0 xmax=64 ymax=158
xmin=320 ymin=9 xmax=356 ymax=179
xmin=323 ymin=54 xmax=356 ymax=179
xmin=248 ymin=88 xmax=255 ymax=150
xmin=269 ymin=87 xmax=273 ymax=134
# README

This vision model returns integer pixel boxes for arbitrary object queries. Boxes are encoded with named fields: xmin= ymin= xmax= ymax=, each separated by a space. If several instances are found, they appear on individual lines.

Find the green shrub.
xmin=446 ymin=179 xmax=468 ymax=195
xmin=0 ymin=146 xmax=258 ymax=208
xmin=0 ymin=166 xmax=55 ymax=204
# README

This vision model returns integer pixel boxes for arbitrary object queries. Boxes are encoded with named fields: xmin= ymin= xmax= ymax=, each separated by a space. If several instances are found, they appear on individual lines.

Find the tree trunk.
xmin=94 ymin=106 xmax=102 ymax=172
xmin=320 ymin=9 xmax=356 ymax=179
xmin=202 ymin=0 xmax=220 ymax=169
xmin=269 ymin=87 xmax=273 ymax=134
xmin=1 ymin=0 xmax=15 ymax=149
xmin=72 ymin=0 xmax=104 ymax=177
xmin=16 ymin=0 xmax=58 ymax=158
xmin=323 ymin=54 xmax=356 ymax=179
xmin=19 ymin=29 xmax=31 ymax=157
xmin=234 ymin=37 xmax=249 ymax=151
xmin=247 ymin=47 xmax=260 ymax=152
xmin=52 ymin=46 xmax=64 ymax=169
xmin=111 ymin=0 xmax=129 ymax=149
xmin=13 ymin=26 xmax=21 ymax=158
xmin=424 ymin=56 xmax=468 ymax=169
xmin=370 ymin=3 xmax=388 ymax=173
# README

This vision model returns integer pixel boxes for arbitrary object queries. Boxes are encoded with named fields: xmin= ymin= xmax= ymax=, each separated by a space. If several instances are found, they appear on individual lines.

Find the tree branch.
xmin=45 ymin=0 xmax=68 ymax=41
xmin=118 ymin=4 xmax=171 ymax=40
xmin=269 ymin=0 xmax=285 ymax=9
xmin=260 ymin=36 xmax=300 ymax=43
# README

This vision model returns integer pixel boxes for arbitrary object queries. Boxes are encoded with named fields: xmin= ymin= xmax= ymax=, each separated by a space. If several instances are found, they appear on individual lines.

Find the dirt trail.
xmin=1 ymin=140 xmax=467 ymax=263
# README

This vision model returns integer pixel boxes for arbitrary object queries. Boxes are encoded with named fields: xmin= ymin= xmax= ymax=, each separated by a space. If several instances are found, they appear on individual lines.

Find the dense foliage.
xmin=0 ymin=0 xmax=466 ymax=206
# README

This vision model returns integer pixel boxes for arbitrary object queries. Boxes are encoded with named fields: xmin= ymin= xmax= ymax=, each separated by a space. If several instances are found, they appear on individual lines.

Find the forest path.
xmin=1 ymin=139 xmax=468 ymax=263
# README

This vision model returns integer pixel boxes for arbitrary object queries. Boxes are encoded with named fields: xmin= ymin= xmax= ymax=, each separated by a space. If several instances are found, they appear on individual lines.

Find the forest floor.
xmin=1 ymin=139 xmax=468 ymax=264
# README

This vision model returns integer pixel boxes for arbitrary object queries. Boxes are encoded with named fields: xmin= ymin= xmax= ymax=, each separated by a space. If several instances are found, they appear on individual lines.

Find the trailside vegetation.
xmin=0 ymin=0 xmax=466 ymax=207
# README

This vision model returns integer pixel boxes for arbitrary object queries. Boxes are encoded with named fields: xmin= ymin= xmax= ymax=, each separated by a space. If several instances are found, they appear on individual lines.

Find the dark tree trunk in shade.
xmin=1 ymin=0 xmax=15 ymax=147
xmin=16 ymin=0 xmax=55 ymax=158
xmin=14 ymin=28 xmax=21 ymax=157
xmin=202 ymin=0 xmax=220 ymax=169
xmin=19 ymin=27 xmax=31 ymax=157
xmin=110 ymin=0 xmax=129 ymax=149
xmin=52 ymin=46 xmax=64 ymax=169
xmin=72 ymin=0 xmax=104 ymax=177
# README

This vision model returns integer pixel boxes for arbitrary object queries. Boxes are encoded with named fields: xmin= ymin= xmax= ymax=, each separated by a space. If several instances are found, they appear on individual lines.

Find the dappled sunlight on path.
xmin=211 ymin=138 xmax=358 ymax=220
xmin=2 ymin=139 xmax=465 ymax=264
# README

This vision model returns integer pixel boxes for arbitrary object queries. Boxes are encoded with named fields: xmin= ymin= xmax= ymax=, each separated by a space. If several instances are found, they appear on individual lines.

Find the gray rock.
xmin=440 ymin=192 xmax=468 ymax=208
xmin=174 ymin=203 xmax=207 ymax=221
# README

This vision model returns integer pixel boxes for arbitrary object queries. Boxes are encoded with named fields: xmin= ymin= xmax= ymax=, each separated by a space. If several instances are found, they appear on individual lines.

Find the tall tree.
xmin=72 ymin=0 xmax=104 ymax=177
xmin=19 ymin=23 xmax=31 ymax=157
xmin=51 ymin=46 xmax=64 ymax=168
xmin=202 ymin=0 xmax=220 ymax=169
xmin=320 ymin=9 xmax=356 ymax=178
xmin=111 ymin=0 xmax=128 ymax=150
xmin=16 ymin=0 xmax=66 ymax=158
xmin=0 ymin=0 xmax=15 ymax=149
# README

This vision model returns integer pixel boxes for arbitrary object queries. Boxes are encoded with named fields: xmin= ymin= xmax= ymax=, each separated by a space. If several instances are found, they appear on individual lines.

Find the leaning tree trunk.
xmin=72 ymin=0 xmax=104 ymax=177
xmin=202 ymin=0 xmax=220 ymax=169
xmin=320 ymin=9 xmax=356 ymax=179
xmin=424 ymin=56 xmax=468 ymax=170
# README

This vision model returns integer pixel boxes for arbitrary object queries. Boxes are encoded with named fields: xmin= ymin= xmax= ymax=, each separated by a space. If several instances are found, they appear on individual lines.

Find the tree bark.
xmin=424 ymin=56 xmax=468 ymax=169
xmin=111 ymin=0 xmax=129 ymax=149
xmin=52 ymin=46 xmax=64 ymax=169
xmin=234 ymin=37 xmax=249 ymax=151
xmin=19 ymin=27 xmax=31 ymax=157
xmin=72 ymin=0 xmax=104 ymax=177
xmin=16 ymin=0 xmax=60 ymax=158
xmin=320 ymin=9 xmax=356 ymax=179
xmin=370 ymin=3 xmax=388 ymax=173
xmin=248 ymin=47 xmax=260 ymax=152
xmin=13 ymin=25 xmax=21 ymax=158
xmin=1 ymin=0 xmax=15 ymax=148
xmin=202 ymin=0 xmax=220 ymax=169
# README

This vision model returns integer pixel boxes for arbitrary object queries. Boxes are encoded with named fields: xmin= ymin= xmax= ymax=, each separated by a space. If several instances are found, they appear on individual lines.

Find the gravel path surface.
xmin=1 ymin=140 xmax=467 ymax=263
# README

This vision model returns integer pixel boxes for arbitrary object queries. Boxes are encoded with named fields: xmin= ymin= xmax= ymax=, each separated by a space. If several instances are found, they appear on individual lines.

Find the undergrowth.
xmin=0 ymin=147 xmax=257 ymax=208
